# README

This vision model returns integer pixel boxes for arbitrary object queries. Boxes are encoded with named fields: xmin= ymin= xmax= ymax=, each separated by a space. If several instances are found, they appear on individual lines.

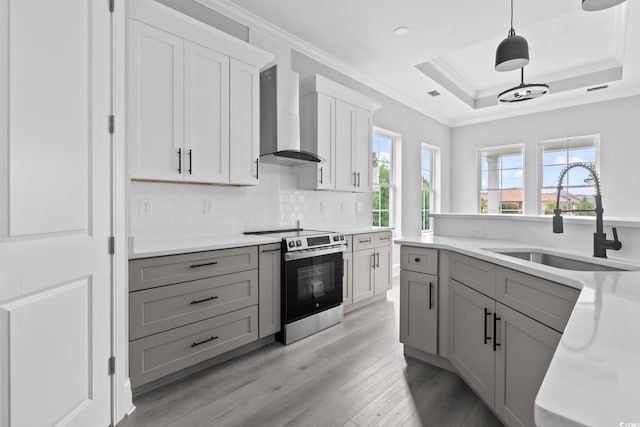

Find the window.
xmin=372 ymin=131 xmax=394 ymax=227
xmin=479 ymin=146 xmax=524 ymax=214
xmin=421 ymin=145 xmax=434 ymax=231
xmin=540 ymin=136 xmax=598 ymax=216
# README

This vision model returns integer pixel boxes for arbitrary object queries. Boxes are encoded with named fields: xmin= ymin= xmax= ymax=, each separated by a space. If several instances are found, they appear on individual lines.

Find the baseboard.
xmin=344 ymin=293 xmax=386 ymax=314
xmin=403 ymin=345 xmax=457 ymax=373
xmin=131 ymin=335 xmax=275 ymax=397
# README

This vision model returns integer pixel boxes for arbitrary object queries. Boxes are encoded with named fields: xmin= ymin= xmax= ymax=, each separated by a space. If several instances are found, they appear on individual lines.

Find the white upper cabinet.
xmin=127 ymin=0 xmax=272 ymax=186
xmin=184 ymin=41 xmax=230 ymax=183
xmin=229 ymin=58 xmax=260 ymax=185
xmin=299 ymin=74 xmax=381 ymax=192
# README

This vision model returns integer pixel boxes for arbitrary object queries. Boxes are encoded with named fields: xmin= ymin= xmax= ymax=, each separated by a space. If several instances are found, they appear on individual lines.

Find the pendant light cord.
xmin=509 ymin=0 xmax=516 ymax=36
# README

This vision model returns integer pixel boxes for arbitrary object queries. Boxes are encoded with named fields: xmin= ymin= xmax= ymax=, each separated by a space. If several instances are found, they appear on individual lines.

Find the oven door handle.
xmin=284 ymin=246 xmax=345 ymax=261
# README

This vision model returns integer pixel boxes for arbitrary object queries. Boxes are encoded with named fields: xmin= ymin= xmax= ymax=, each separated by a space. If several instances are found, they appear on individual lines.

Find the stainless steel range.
xmin=245 ymin=229 xmax=346 ymax=344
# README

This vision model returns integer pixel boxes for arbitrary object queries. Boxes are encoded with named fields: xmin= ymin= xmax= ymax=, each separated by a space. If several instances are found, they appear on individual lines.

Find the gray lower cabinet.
xmin=343 ymin=251 xmax=353 ymax=306
xmin=129 ymin=245 xmax=263 ymax=388
xmin=374 ymin=244 xmax=392 ymax=294
xmin=449 ymin=279 xmax=496 ymax=405
xmin=258 ymin=244 xmax=281 ymax=338
xmin=352 ymin=248 xmax=375 ymax=303
xmin=400 ymin=270 xmax=438 ymax=354
xmin=495 ymin=302 xmax=561 ymax=427
xmin=350 ymin=231 xmax=393 ymax=305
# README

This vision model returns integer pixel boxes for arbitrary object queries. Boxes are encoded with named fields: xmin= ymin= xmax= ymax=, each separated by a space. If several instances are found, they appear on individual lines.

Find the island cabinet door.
xmin=494 ymin=302 xmax=561 ymax=427
xmin=449 ymin=279 xmax=496 ymax=408
xmin=400 ymin=271 xmax=438 ymax=355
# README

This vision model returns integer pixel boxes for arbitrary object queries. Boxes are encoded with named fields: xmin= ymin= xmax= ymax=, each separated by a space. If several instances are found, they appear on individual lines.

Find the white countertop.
xmin=395 ymin=234 xmax=640 ymax=427
xmin=129 ymin=234 xmax=281 ymax=259
xmin=328 ymin=225 xmax=392 ymax=235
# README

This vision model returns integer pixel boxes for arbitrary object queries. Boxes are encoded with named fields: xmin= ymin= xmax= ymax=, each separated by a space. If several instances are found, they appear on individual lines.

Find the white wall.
xmin=130 ymin=164 xmax=371 ymax=241
xmin=450 ymin=95 xmax=640 ymax=218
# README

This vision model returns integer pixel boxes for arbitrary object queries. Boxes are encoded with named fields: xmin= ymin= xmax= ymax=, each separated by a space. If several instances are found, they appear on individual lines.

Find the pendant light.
xmin=582 ymin=0 xmax=626 ymax=11
xmin=498 ymin=68 xmax=549 ymax=103
xmin=495 ymin=0 xmax=529 ymax=72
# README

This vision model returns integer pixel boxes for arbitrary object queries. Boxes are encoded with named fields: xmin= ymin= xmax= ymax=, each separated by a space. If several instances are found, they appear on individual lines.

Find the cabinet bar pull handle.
xmin=371 ymin=254 xmax=375 ymax=268
xmin=191 ymin=336 xmax=218 ymax=347
xmin=261 ymin=248 xmax=281 ymax=253
xmin=379 ymin=237 xmax=390 ymax=241
xmin=177 ymin=148 xmax=182 ymax=174
xmin=319 ymin=166 xmax=323 ymax=184
xmin=376 ymin=252 xmax=380 ymax=268
xmin=353 ymin=172 xmax=357 ymax=186
xmin=484 ymin=308 xmax=491 ymax=344
xmin=189 ymin=261 xmax=218 ymax=268
xmin=256 ymin=158 xmax=259 ymax=180
xmin=188 ymin=149 xmax=193 ymax=174
xmin=359 ymin=239 xmax=371 ymax=243
xmin=429 ymin=283 xmax=434 ymax=309
xmin=190 ymin=296 xmax=218 ymax=305
xmin=493 ymin=312 xmax=501 ymax=351
xmin=357 ymin=172 xmax=360 ymax=187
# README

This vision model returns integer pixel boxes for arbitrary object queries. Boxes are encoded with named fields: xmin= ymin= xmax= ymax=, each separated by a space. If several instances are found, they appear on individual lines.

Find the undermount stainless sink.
xmin=493 ymin=251 xmax=628 ymax=272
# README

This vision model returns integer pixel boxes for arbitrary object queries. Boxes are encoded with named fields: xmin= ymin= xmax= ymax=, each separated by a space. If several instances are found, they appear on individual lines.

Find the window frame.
xmin=421 ymin=143 xmax=437 ymax=233
xmin=372 ymin=127 xmax=398 ymax=228
xmin=537 ymin=135 xmax=600 ymax=215
xmin=477 ymin=144 xmax=526 ymax=215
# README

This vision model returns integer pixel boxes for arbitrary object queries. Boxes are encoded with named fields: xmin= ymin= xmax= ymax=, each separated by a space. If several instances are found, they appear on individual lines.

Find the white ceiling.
xmin=210 ymin=0 xmax=640 ymax=126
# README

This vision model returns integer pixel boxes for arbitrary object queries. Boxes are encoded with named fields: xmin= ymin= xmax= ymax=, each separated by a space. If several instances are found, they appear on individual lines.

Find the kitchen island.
xmin=395 ymin=234 xmax=640 ymax=427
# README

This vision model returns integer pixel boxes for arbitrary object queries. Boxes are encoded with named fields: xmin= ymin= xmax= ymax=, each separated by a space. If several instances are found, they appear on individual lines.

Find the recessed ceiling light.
xmin=393 ymin=27 xmax=409 ymax=36
xmin=427 ymin=90 xmax=441 ymax=97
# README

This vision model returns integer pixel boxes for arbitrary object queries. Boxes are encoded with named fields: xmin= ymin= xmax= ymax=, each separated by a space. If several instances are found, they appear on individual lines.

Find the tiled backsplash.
xmin=130 ymin=164 xmax=372 ymax=241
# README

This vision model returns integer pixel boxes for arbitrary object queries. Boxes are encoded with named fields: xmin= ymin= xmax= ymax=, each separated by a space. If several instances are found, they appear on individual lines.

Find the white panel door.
xmin=354 ymin=107 xmax=372 ymax=193
xmin=229 ymin=58 xmax=259 ymax=185
xmin=316 ymin=93 xmax=336 ymax=190
xmin=184 ymin=41 xmax=230 ymax=184
xmin=128 ymin=20 xmax=184 ymax=181
xmin=352 ymin=249 xmax=375 ymax=303
xmin=0 ymin=0 xmax=111 ymax=426
xmin=334 ymin=99 xmax=356 ymax=191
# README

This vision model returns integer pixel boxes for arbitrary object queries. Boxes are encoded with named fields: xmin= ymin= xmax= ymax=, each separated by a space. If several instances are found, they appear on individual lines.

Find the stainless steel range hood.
xmin=259 ymin=65 xmax=323 ymax=166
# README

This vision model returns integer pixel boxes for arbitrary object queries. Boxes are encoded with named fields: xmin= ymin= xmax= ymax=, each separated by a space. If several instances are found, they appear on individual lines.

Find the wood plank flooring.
xmin=119 ymin=278 xmax=503 ymax=427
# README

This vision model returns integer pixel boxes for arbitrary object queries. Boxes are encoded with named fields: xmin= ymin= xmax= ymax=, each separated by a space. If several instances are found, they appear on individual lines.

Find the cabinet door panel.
xmin=229 ymin=58 xmax=259 ymax=185
xmin=335 ymin=100 xmax=355 ymax=191
xmin=449 ymin=280 xmax=495 ymax=407
xmin=450 ymin=252 xmax=497 ymax=299
xmin=343 ymin=252 xmax=353 ymax=306
xmin=400 ymin=271 xmax=438 ymax=354
xmin=316 ymin=93 xmax=336 ymax=189
xmin=353 ymin=107 xmax=372 ymax=192
xmin=259 ymin=244 xmax=281 ymax=338
xmin=128 ymin=20 xmax=183 ymax=181
xmin=184 ymin=41 xmax=229 ymax=184
xmin=374 ymin=245 xmax=392 ymax=294
xmin=352 ymin=249 xmax=374 ymax=303
xmin=495 ymin=302 xmax=561 ymax=427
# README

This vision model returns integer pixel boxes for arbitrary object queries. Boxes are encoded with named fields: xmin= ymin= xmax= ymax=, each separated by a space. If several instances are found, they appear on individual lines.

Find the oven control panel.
xmin=284 ymin=233 xmax=345 ymax=252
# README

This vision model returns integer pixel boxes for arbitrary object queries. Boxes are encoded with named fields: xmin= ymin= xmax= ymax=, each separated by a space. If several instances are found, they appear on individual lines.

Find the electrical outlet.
xmin=139 ymin=199 xmax=152 ymax=216
xmin=340 ymin=202 xmax=344 ymax=212
xmin=468 ymin=226 xmax=484 ymax=237
xmin=203 ymin=200 xmax=214 ymax=215
xmin=320 ymin=201 xmax=326 ymax=212
xmin=356 ymin=202 xmax=363 ymax=212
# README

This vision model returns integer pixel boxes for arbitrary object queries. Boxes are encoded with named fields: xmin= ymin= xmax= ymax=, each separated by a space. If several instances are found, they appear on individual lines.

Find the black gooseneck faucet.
xmin=552 ymin=162 xmax=621 ymax=258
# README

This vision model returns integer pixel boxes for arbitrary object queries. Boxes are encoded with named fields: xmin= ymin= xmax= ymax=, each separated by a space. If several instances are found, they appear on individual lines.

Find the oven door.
xmin=283 ymin=247 xmax=344 ymax=324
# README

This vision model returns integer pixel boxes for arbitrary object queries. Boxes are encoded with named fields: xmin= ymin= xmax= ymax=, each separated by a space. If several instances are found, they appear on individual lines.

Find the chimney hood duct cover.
xmin=259 ymin=65 xmax=323 ymax=166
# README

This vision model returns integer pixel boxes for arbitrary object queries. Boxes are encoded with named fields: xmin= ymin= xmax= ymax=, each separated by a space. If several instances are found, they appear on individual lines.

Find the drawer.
xmin=130 ymin=305 xmax=258 ymax=388
xmin=129 ymin=269 xmax=258 ymax=340
xmin=352 ymin=233 xmax=374 ymax=251
xmin=401 ymin=246 xmax=438 ymax=275
xmin=496 ymin=267 xmax=579 ymax=332
xmin=374 ymin=231 xmax=392 ymax=247
xmin=449 ymin=252 xmax=497 ymax=299
xmin=129 ymin=246 xmax=258 ymax=291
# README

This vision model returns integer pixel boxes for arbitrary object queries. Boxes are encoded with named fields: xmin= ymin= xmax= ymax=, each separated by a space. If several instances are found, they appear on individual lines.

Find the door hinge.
xmin=108 ymin=236 xmax=115 ymax=255
xmin=109 ymin=0 xmax=114 ymax=13
xmin=108 ymin=115 xmax=115 ymax=135
xmin=108 ymin=356 xmax=116 ymax=376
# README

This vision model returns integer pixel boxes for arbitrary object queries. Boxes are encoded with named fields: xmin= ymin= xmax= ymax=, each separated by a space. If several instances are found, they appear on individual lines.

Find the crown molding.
xmin=193 ymin=0 xmax=454 ymax=126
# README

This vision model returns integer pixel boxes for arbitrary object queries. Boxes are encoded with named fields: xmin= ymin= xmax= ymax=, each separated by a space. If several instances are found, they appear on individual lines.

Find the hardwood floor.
xmin=119 ymin=278 xmax=503 ymax=427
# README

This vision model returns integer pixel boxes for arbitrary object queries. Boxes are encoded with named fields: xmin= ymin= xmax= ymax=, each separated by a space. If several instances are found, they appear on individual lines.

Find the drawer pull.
xmin=191 ymin=336 xmax=218 ymax=348
xmin=379 ymin=237 xmax=390 ymax=241
xmin=359 ymin=239 xmax=371 ymax=244
xmin=429 ymin=283 xmax=433 ymax=309
xmin=414 ymin=257 xmax=420 ymax=262
xmin=484 ymin=308 xmax=492 ymax=344
xmin=190 ymin=296 xmax=218 ymax=305
xmin=189 ymin=261 xmax=218 ymax=268
xmin=261 ymin=248 xmax=281 ymax=253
